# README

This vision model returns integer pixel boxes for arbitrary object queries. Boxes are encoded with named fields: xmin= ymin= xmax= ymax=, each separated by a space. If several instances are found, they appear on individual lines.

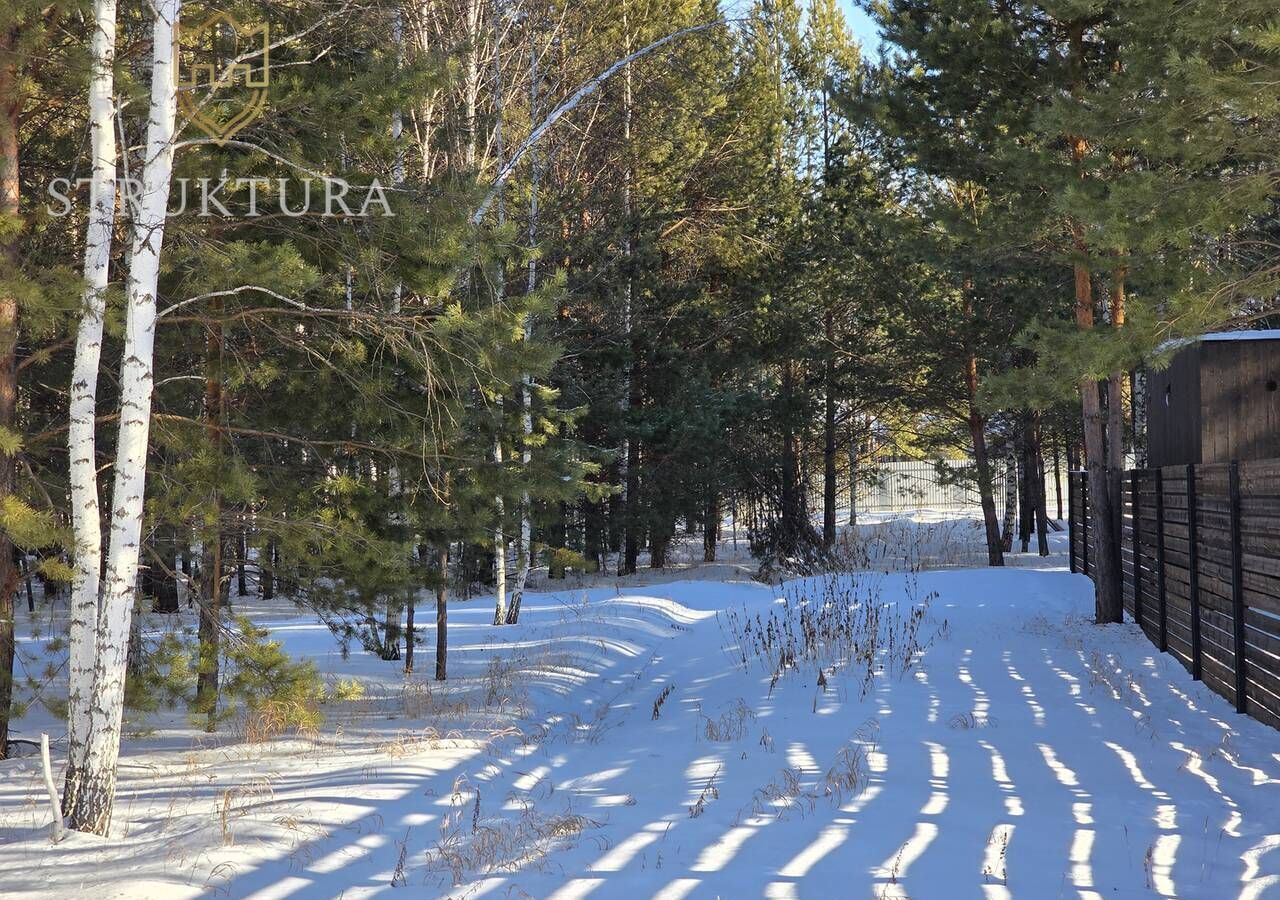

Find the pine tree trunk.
xmin=195 ymin=533 xmax=223 ymax=732
xmin=1019 ymin=420 xmax=1033 ymax=553
xmin=151 ymin=526 xmax=179 ymax=613
xmin=0 ymin=576 xmax=11 ymax=761
xmin=0 ymin=29 xmax=21 ymax=761
xmin=1106 ymin=270 xmax=1128 ymax=572
xmin=236 ymin=527 xmax=248 ymax=597
xmin=1107 ymin=269 xmax=1127 ymax=477
xmin=1053 ymin=436 xmax=1063 ymax=521
xmin=140 ymin=540 xmax=159 ymax=603
xmin=260 ymin=539 xmax=274 ymax=601
xmin=68 ymin=0 xmax=180 ymax=834
xmin=583 ymin=501 xmax=603 ymax=572
xmin=382 ymin=597 xmax=402 ymax=661
xmin=848 ymin=430 xmax=858 ymax=527
xmin=1067 ymin=24 xmax=1121 ymax=624
xmin=780 ymin=360 xmax=806 ymax=548
xmin=434 ymin=543 xmax=448 ymax=681
xmin=965 ymin=356 xmax=1003 ymax=566
xmin=819 ymin=87 xmax=837 ymax=549
xmin=64 ymin=0 xmax=118 ymax=809
xmin=623 ymin=432 xmax=640 ymax=574
xmin=22 ymin=554 xmax=34 ymax=614
xmin=703 ymin=488 xmax=719 ymax=563
xmin=1082 ymin=373 xmax=1120 ymax=622
xmin=1035 ymin=424 xmax=1050 ymax=556
xmin=650 ymin=520 xmax=671 ymax=569
xmin=404 ymin=592 xmax=415 ymax=674
xmin=196 ymin=294 xmax=225 ymax=727
xmin=822 ymin=312 xmax=837 ymax=548
xmin=1001 ymin=452 xmax=1017 ymax=554
xmin=730 ymin=493 xmax=739 ymax=551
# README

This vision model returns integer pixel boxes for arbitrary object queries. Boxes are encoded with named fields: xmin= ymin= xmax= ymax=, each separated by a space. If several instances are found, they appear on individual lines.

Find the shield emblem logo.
xmin=177 ymin=12 xmax=270 ymax=145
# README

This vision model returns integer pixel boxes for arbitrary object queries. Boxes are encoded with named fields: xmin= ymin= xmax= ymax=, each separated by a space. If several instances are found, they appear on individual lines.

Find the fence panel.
xmin=1137 ymin=472 xmax=1162 ymax=647
xmin=853 ymin=459 xmax=1017 ymax=513
xmin=1069 ymin=472 xmax=1088 ymax=575
xmin=1072 ymin=457 xmax=1280 ymax=730
xmin=1239 ymin=458 xmax=1280 ymax=727
xmin=852 ymin=459 xmax=1069 ymax=516
xmin=1121 ymin=474 xmax=1137 ymax=620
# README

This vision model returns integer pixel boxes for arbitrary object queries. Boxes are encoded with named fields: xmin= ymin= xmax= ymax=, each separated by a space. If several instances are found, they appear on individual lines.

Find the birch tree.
xmin=68 ymin=0 xmax=182 ymax=835
xmin=505 ymin=13 xmax=541 ymax=626
xmin=617 ymin=0 xmax=637 ymax=575
xmin=490 ymin=0 xmax=508 ymax=625
xmin=463 ymin=0 xmax=482 ymax=170
xmin=62 ymin=0 xmax=118 ymax=814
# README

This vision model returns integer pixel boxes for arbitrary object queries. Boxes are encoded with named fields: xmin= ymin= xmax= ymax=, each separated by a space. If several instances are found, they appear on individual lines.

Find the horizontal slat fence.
xmin=1070 ymin=459 xmax=1280 ymax=730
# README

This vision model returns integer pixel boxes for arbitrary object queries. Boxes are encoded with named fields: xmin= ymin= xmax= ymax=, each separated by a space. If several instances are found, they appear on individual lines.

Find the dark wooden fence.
xmin=1069 ymin=460 xmax=1280 ymax=729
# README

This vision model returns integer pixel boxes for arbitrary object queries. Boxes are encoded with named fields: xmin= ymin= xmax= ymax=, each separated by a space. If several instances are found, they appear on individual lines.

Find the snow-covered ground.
xmin=4 ymin=517 xmax=1279 ymax=899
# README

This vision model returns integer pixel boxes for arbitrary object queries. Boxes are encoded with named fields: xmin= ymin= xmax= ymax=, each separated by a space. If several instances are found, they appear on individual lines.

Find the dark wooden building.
xmin=1146 ymin=331 xmax=1280 ymax=467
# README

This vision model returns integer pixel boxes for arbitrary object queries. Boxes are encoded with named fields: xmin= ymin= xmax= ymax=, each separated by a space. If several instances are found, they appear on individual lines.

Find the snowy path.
xmin=4 ymin=567 xmax=1280 ymax=898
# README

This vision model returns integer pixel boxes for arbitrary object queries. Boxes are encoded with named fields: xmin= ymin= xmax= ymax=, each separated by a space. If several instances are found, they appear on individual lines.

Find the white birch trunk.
xmin=493 ymin=449 xmax=506 ymax=624
xmin=391 ymin=7 xmax=404 ymax=314
xmin=490 ymin=0 xmax=507 ymax=625
xmin=69 ymin=0 xmax=181 ymax=835
xmin=509 ymin=24 xmax=540 ymax=625
xmin=63 ymin=0 xmax=118 ymax=817
xmin=464 ymin=0 xmax=482 ymax=170
xmin=617 ymin=2 xmax=634 ymax=576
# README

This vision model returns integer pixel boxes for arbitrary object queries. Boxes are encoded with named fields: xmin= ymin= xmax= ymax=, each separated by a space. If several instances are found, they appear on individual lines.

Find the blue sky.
xmin=839 ymin=0 xmax=882 ymax=50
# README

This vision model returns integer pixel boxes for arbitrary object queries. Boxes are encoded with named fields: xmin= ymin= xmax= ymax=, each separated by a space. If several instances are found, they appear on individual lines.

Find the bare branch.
xmin=471 ymin=20 xmax=731 ymax=225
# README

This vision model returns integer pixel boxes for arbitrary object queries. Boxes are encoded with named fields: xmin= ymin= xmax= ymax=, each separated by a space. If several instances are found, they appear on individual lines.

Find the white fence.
xmin=851 ymin=459 xmax=1060 ymax=515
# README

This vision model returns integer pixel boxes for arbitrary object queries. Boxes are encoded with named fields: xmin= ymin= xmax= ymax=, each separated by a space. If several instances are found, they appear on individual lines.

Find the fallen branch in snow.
xmin=40 ymin=734 xmax=64 ymax=844
xmin=688 ymin=765 xmax=720 ymax=818
xmin=651 ymin=683 xmax=675 ymax=719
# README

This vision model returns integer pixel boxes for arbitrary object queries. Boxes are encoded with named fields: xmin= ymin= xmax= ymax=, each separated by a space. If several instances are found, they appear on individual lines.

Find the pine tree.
xmin=0 ymin=0 xmax=87 ymax=762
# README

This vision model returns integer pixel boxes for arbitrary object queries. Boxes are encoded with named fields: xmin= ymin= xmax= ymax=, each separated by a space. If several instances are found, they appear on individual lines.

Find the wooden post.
xmin=1229 ymin=461 xmax=1247 ymax=714
xmin=1132 ymin=470 xmax=1143 ymax=628
xmin=1187 ymin=463 xmax=1201 ymax=681
xmin=1155 ymin=467 xmax=1167 ymax=653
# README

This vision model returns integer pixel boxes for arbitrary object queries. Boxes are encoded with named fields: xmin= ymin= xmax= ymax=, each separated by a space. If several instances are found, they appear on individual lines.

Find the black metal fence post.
xmin=1155 ymin=467 xmax=1167 ymax=653
xmin=1133 ymin=470 xmax=1144 ymax=628
xmin=1187 ymin=463 xmax=1202 ymax=681
xmin=1082 ymin=477 xmax=1090 ymax=577
xmin=1068 ymin=473 xmax=1077 ymax=574
xmin=1230 ymin=461 xmax=1248 ymax=714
